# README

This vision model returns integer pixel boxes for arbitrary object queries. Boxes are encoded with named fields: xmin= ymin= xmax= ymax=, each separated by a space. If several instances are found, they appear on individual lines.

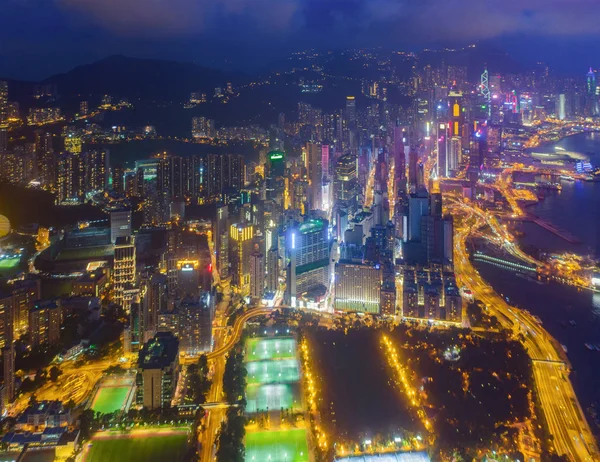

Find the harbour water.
xmin=477 ymin=131 xmax=600 ymax=438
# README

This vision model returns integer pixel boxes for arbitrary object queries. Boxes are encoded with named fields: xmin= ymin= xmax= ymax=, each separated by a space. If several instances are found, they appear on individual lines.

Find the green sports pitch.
xmin=246 ymin=359 xmax=300 ymax=385
xmin=84 ymin=433 xmax=189 ymax=462
xmin=246 ymin=383 xmax=301 ymax=413
xmin=245 ymin=429 xmax=309 ymax=462
xmin=246 ymin=337 xmax=297 ymax=361
xmin=0 ymin=256 xmax=20 ymax=269
xmin=91 ymin=386 xmax=130 ymax=415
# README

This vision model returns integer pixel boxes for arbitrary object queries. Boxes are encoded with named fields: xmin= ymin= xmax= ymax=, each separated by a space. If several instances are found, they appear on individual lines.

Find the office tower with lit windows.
xmin=206 ymin=153 xmax=244 ymax=199
xmin=84 ymin=150 xmax=109 ymax=193
xmin=112 ymin=164 xmax=125 ymax=194
xmin=285 ymin=219 xmax=330 ymax=307
xmin=0 ymin=81 xmax=8 ymax=155
xmin=436 ymin=123 xmax=449 ymax=177
xmin=35 ymin=131 xmax=55 ymax=189
xmin=306 ymin=142 xmax=323 ymax=210
xmin=79 ymin=101 xmax=88 ymax=116
xmin=56 ymin=152 xmax=82 ymax=203
xmin=140 ymin=272 xmax=167 ymax=343
xmin=447 ymin=90 xmax=463 ymax=174
xmin=265 ymin=150 xmax=286 ymax=204
xmin=0 ymin=294 xmax=13 ymax=349
xmin=64 ymin=133 xmax=82 ymax=154
xmin=2 ymin=344 xmax=15 ymax=408
xmin=249 ymin=250 xmax=265 ymax=300
xmin=136 ymin=332 xmax=179 ymax=410
xmin=229 ymin=223 xmax=254 ymax=295
xmin=29 ymin=300 xmax=61 ymax=347
xmin=216 ymin=203 xmax=229 ymax=278
xmin=334 ymin=153 xmax=358 ymax=209
xmin=110 ymin=209 xmax=132 ymax=244
xmin=11 ymin=277 xmax=41 ymax=338
xmin=179 ymin=293 xmax=213 ymax=355
xmin=345 ymin=96 xmax=356 ymax=127
xmin=114 ymin=236 xmax=137 ymax=308
xmin=191 ymin=117 xmax=215 ymax=139
xmin=556 ymin=94 xmax=567 ymax=120
xmin=334 ymin=262 xmax=382 ymax=313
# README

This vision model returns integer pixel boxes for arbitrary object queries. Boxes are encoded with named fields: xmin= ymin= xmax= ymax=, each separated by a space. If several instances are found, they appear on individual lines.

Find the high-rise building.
xmin=265 ymin=150 xmax=286 ymax=204
xmin=334 ymin=153 xmax=358 ymax=207
xmin=206 ymin=154 xmax=244 ymax=199
xmin=110 ymin=209 xmax=132 ymax=244
xmin=345 ymin=96 xmax=356 ymax=127
xmin=249 ymin=250 xmax=265 ymax=300
xmin=2 ymin=344 xmax=15 ymax=408
xmin=141 ymin=273 xmax=167 ymax=343
xmin=436 ymin=123 xmax=449 ymax=177
xmin=29 ymin=300 xmax=61 ymax=347
xmin=79 ymin=101 xmax=89 ymax=116
xmin=11 ymin=277 xmax=41 ymax=338
xmin=306 ymin=143 xmax=323 ymax=210
xmin=113 ymin=164 xmax=125 ymax=194
xmin=191 ymin=117 xmax=215 ymax=139
xmin=216 ymin=203 xmax=229 ymax=279
xmin=136 ymin=332 xmax=179 ymax=410
xmin=0 ymin=293 xmax=13 ymax=349
xmin=114 ymin=236 xmax=136 ymax=308
xmin=334 ymin=262 xmax=382 ymax=313
xmin=178 ymin=294 xmax=213 ymax=355
xmin=286 ymin=219 xmax=330 ymax=307
xmin=35 ymin=131 xmax=55 ymax=189
xmin=84 ymin=150 xmax=109 ymax=193
xmin=556 ymin=94 xmax=567 ymax=120
xmin=229 ymin=223 xmax=254 ymax=295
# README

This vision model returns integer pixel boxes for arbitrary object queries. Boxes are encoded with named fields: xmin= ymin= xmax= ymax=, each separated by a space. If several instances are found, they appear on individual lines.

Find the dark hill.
xmin=43 ymin=55 xmax=245 ymax=102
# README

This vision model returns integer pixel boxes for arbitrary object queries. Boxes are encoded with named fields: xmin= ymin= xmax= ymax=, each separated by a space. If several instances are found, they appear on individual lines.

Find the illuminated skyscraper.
xmin=35 ymin=131 xmax=55 ymax=189
xmin=229 ymin=223 xmax=254 ymax=295
xmin=436 ymin=123 xmax=449 ymax=178
xmin=285 ymin=219 xmax=330 ymax=307
xmin=556 ymin=94 xmax=567 ymax=120
xmin=29 ymin=300 xmax=61 ymax=347
xmin=249 ymin=250 xmax=265 ymax=300
xmin=114 ymin=236 xmax=137 ymax=308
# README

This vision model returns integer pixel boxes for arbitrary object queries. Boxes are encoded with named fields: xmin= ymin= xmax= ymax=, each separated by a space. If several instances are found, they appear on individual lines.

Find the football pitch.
xmin=84 ymin=432 xmax=189 ymax=462
xmin=91 ymin=386 xmax=130 ymax=415
xmin=246 ymin=359 xmax=300 ymax=385
xmin=0 ymin=257 xmax=20 ymax=269
xmin=245 ymin=429 xmax=309 ymax=462
xmin=246 ymin=383 xmax=301 ymax=413
xmin=246 ymin=337 xmax=297 ymax=361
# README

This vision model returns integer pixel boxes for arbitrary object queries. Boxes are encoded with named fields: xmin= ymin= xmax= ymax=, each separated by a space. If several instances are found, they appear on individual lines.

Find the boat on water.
xmin=533 ymin=315 xmax=543 ymax=325
xmin=569 ymin=320 xmax=577 ymax=327
xmin=585 ymin=343 xmax=595 ymax=351
xmin=562 ymin=344 xmax=568 ymax=354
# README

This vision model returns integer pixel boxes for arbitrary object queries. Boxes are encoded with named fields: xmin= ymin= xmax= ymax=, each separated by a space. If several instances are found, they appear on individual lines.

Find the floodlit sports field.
xmin=0 ymin=256 xmax=20 ymax=269
xmin=246 ymin=383 xmax=301 ymax=413
xmin=246 ymin=337 xmax=297 ymax=361
xmin=83 ymin=431 xmax=189 ymax=462
xmin=246 ymin=359 xmax=300 ymax=385
xmin=91 ymin=386 xmax=130 ymax=415
xmin=245 ymin=429 xmax=309 ymax=462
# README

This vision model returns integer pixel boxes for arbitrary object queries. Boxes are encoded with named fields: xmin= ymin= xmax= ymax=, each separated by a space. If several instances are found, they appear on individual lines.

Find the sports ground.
xmin=246 ymin=337 xmax=297 ymax=361
xmin=245 ymin=429 xmax=309 ymax=462
xmin=83 ymin=430 xmax=189 ymax=462
xmin=91 ymin=386 xmax=130 ymax=415
xmin=246 ymin=359 xmax=300 ymax=385
xmin=89 ymin=375 xmax=135 ymax=415
xmin=246 ymin=383 xmax=302 ymax=413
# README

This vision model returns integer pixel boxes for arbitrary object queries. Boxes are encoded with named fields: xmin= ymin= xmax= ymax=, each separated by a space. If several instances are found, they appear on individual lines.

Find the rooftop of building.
xmin=299 ymin=218 xmax=326 ymax=234
xmin=75 ymin=271 xmax=106 ymax=283
xmin=138 ymin=332 xmax=179 ymax=370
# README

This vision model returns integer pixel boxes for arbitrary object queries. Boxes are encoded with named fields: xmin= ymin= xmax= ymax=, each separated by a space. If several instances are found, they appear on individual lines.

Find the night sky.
xmin=2 ymin=0 xmax=600 ymax=79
